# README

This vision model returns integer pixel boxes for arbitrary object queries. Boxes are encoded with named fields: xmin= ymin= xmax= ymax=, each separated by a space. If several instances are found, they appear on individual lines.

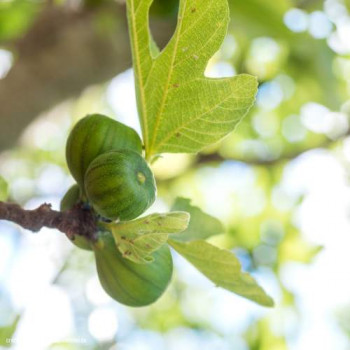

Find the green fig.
xmin=84 ymin=150 xmax=156 ymax=221
xmin=66 ymin=114 xmax=142 ymax=189
xmin=93 ymin=231 xmax=173 ymax=306
xmin=60 ymin=184 xmax=92 ymax=251
xmin=60 ymin=184 xmax=81 ymax=212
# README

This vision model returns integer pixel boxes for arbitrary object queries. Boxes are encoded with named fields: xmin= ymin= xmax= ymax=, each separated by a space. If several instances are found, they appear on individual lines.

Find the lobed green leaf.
xmin=126 ymin=0 xmax=258 ymax=158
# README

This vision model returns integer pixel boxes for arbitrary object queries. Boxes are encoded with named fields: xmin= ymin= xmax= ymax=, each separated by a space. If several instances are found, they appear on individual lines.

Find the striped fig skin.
xmin=93 ymin=232 xmax=173 ymax=307
xmin=85 ymin=150 xmax=156 ymax=221
xmin=66 ymin=114 xmax=142 ymax=188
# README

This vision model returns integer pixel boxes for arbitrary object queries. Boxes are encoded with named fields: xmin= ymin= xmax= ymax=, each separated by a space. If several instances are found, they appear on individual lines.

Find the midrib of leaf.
xmin=148 ymin=0 xmax=187 ymax=157
xmin=128 ymin=0 xmax=149 ymax=152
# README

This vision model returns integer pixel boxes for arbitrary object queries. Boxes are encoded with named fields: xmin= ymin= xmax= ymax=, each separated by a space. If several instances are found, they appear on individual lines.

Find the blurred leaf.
xmin=169 ymin=239 xmax=274 ymax=306
xmin=0 ymin=176 xmax=9 ymax=201
xmin=127 ymin=0 xmax=257 ymax=157
xmin=0 ymin=1 xmax=40 ymax=41
xmin=0 ymin=315 xmax=20 ymax=347
xmin=279 ymin=229 xmax=323 ymax=264
xmin=171 ymin=197 xmax=224 ymax=241
xmin=336 ymin=303 xmax=350 ymax=340
xmin=229 ymin=0 xmax=291 ymax=39
xmin=245 ymin=318 xmax=288 ymax=350
xmin=107 ymin=212 xmax=190 ymax=264
xmin=150 ymin=0 xmax=179 ymax=17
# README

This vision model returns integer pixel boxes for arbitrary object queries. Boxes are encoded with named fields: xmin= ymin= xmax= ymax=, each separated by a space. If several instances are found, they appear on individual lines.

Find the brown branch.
xmin=296 ymin=0 xmax=322 ymax=9
xmin=0 ymin=3 xmax=176 ymax=151
xmin=196 ymin=132 xmax=350 ymax=167
xmin=0 ymin=201 xmax=97 ymax=240
xmin=196 ymin=148 xmax=308 ymax=166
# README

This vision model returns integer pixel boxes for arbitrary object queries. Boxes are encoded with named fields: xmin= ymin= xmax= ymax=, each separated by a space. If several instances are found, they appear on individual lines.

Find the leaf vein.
xmin=156 ymin=88 xmax=240 ymax=148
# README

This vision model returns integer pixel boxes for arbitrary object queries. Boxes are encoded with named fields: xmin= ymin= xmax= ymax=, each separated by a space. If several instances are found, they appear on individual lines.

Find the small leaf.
xmin=107 ymin=212 xmax=190 ymax=264
xmin=0 ymin=176 xmax=9 ymax=201
xmin=127 ymin=0 xmax=258 ymax=158
xmin=169 ymin=239 xmax=274 ymax=307
xmin=171 ymin=197 xmax=224 ymax=241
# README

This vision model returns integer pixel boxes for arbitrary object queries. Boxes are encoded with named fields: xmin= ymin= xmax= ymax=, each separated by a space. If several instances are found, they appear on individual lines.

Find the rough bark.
xmin=0 ymin=201 xmax=97 ymax=239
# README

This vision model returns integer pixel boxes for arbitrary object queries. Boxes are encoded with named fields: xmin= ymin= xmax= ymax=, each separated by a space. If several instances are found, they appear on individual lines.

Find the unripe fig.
xmin=60 ymin=184 xmax=92 ymax=251
xmin=93 ymin=231 xmax=173 ymax=306
xmin=84 ymin=150 xmax=156 ymax=221
xmin=66 ymin=114 xmax=142 ymax=189
xmin=60 ymin=184 xmax=81 ymax=212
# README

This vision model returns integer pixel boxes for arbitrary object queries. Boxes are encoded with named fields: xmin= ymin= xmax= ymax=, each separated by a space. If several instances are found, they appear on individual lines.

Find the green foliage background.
xmin=0 ymin=0 xmax=349 ymax=349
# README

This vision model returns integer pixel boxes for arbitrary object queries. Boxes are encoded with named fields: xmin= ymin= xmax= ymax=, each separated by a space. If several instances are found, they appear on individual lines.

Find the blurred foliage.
xmin=0 ymin=0 xmax=40 ymax=42
xmin=0 ymin=315 xmax=21 ymax=347
xmin=245 ymin=318 xmax=288 ymax=350
xmin=171 ymin=197 xmax=224 ymax=241
xmin=149 ymin=0 xmax=179 ymax=17
xmin=0 ymin=175 xmax=8 ymax=201
xmin=1 ymin=0 xmax=350 ymax=349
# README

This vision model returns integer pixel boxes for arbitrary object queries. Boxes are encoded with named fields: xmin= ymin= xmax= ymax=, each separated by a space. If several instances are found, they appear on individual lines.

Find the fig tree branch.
xmin=196 ymin=130 xmax=350 ymax=167
xmin=0 ymin=3 xmax=176 ymax=151
xmin=0 ymin=201 xmax=97 ymax=240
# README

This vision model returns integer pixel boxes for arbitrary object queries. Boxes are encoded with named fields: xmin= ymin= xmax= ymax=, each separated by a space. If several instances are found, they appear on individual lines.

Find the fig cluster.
xmin=61 ymin=115 xmax=170 ymax=307
xmin=60 ymin=178 xmax=173 ymax=307
xmin=65 ymin=113 xmax=156 ymax=221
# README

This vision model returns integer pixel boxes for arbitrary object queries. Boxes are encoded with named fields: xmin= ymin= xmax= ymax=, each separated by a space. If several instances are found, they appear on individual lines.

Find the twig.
xmin=0 ymin=201 xmax=97 ymax=240
xmin=196 ymin=132 xmax=350 ymax=167
xmin=0 ymin=4 xmax=177 ymax=152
